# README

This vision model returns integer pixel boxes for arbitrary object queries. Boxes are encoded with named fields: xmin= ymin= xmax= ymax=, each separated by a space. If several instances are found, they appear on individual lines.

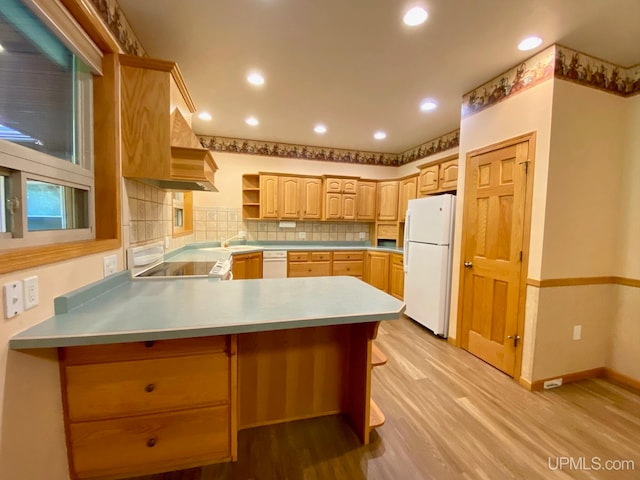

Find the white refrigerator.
xmin=403 ymin=194 xmax=456 ymax=337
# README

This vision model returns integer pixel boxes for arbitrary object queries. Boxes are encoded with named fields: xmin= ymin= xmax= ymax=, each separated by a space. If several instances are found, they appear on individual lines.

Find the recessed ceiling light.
xmin=518 ymin=36 xmax=543 ymax=51
xmin=198 ymin=112 xmax=212 ymax=121
xmin=246 ymin=116 xmax=259 ymax=126
xmin=420 ymin=99 xmax=438 ymax=112
xmin=403 ymin=6 xmax=428 ymax=26
xmin=373 ymin=131 xmax=387 ymax=140
xmin=247 ymin=71 xmax=265 ymax=86
xmin=314 ymin=124 xmax=327 ymax=134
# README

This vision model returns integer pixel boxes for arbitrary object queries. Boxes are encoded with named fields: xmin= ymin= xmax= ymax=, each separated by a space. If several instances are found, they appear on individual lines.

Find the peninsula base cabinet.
xmin=58 ymin=326 xmax=384 ymax=479
xmin=365 ymin=251 xmax=404 ymax=300
xmin=232 ymin=252 xmax=263 ymax=279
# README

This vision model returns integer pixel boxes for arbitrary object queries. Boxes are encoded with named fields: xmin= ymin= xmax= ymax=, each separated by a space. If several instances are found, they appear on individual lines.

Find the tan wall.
xmin=0 ymin=251 xmax=123 ymax=480
xmin=542 ymin=80 xmax=626 ymax=279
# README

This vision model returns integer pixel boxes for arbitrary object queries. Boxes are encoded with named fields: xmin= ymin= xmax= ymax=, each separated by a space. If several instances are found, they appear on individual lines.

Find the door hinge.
xmin=519 ymin=251 xmax=523 ymax=262
xmin=519 ymin=160 xmax=530 ymax=174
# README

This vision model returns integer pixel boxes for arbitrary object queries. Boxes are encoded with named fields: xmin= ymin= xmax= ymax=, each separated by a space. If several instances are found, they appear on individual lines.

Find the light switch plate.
xmin=23 ymin=276 xmax=39 ymax=310
xmin=3 ymin=281 xmax=24 ymax=319
xmin=103 ymin=254 xmax=117 ymax=277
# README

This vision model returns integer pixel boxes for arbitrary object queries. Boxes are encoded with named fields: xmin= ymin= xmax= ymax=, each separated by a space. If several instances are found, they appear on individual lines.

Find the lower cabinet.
xmin=59 ymin=336 xmax=236 ymax=479
xmin=232 ymin=252 xmax=263 ymax=279
xmin=364 ymin=251 xmax=404 ymax=299
xmin=332 ymin=251 xmax=364 ymax=279
xmin=287 ymin=251 xmax=332 ymax=277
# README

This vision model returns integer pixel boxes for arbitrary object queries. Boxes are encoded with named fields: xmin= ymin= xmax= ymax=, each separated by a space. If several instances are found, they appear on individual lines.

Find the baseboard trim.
xmin=447 ymin=336 xmax=456 ymax=346
xmin=518 ymin=377 xmax=533 ymax=391
xmin=603 ymin=368 xmax=640 ymax=391
xmin=529 ymin=367 xmax=605 ymax=391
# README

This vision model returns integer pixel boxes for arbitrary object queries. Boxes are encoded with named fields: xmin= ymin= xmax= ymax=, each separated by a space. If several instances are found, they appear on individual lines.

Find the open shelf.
xmin=369 ymin=399 xmax=385 ymax=428
xmin=371 ymin=343 xmax=388 ymax=367
xmin=242 ymin=174 xmax=261 ymax=219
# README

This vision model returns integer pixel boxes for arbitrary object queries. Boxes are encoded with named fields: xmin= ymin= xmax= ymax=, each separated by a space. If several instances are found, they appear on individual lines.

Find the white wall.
xmin=0 ymin=251 xmax=123 ymax=480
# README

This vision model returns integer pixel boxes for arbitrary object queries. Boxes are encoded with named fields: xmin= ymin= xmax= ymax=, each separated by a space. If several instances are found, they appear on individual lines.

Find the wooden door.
xmin=418 ymin=164 xmax=439 ymax=195
xmin=458 ymin=137 xmax=533 ymax=377
xmin=301 ymin=178 xmax=322 ymax=219
xmin=398 ymin=176 xmax=417 ymax=221
xmin=439 ymin=158 xmax=459 ymax=191
xmin=356 ymin=181 xmax=376 ymax=221
xmin=376 ymin=181 xmax=398 ymax=221
xmin=342 ymin=195 xmax=357 ymax=220
xmin=279 ymin=176 xmax=300 ymax=219
xmin=260 ymin=175 xmax=278 ymax=218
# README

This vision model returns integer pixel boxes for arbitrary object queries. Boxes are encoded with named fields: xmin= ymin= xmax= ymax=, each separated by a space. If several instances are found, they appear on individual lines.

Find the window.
xmin=172 ymin=191 xmax=193 ymax=237
xmin=0 ymin=0 xmax=98 ymax=249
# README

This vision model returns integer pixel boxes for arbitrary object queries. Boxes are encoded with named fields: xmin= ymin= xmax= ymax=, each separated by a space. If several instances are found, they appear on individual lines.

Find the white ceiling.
xmin=117 ymin=0 xmax=640 ymax=154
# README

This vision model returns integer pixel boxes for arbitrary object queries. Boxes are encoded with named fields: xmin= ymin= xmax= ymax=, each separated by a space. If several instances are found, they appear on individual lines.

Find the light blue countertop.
xmin=10 ymin=274 xmax=405 ymax=350
xmin=170 ymin=242 xmax=404 ymax=258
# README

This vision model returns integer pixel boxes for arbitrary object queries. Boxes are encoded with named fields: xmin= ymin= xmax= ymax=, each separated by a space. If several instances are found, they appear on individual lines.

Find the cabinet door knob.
xmin=146 ymin=438 xmax=157 ymax=448
xmin=145 ymin=383 xmax=155 ymax=393
xmin=144 ymin=341 xmax=155 ymax=348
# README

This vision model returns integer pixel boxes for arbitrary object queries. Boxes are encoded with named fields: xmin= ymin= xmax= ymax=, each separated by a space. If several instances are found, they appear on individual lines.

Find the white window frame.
xmin=0 ymin=0 xmax=102 ymax=250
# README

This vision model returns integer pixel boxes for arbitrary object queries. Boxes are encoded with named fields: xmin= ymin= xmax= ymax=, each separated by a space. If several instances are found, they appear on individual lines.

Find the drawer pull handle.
xmin=146 ymin=438 xmax=157 ymax=448
xmin=144 ymin=341 xmax=155 ymax=348
xmin=145 ymin=383 xmax=155 ymax=393
xmin=308 ymin=268 xmax=312 ymax=272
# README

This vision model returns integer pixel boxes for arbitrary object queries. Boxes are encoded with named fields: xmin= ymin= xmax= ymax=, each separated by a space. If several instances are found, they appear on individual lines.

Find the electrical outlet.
xmin=164 ymin=236 xmax=171 ymax=249
xmin=358 ymin=232 xmax=366 ymax=240
xmin=3 ymin=281 xmax=24 ymax=319
xmin=23 ymin=276 xmax=39 ymax=310
xmin=572 ymin=325 xmax=582 ymax=341
xmin=298 ymin=231 xmax=306 ymax=239
xmin=103 ymin=254 xmax=117 ymax=277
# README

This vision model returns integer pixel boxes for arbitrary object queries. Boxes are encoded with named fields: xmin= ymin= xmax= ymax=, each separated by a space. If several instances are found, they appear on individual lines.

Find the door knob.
xmin=464 ymin=261 xmax=473 ymax=268
xmin=507 ymin=334 xmax=521 ymax=347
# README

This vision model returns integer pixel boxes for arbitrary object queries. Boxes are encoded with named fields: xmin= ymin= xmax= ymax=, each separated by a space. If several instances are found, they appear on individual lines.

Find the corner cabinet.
xmin=59 ymin=337 xmax=237 ymax=479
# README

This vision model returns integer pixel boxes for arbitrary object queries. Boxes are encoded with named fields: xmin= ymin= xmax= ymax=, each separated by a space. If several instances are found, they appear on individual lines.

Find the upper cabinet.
xmin=377 ymin=181 xmax=399 ymax=222
xmin=357 ymin=181 xmax=377 ymax=221
xmin=254 ymin=174 xmax=322 ymax=220
xmin=119 ymin=55 xmax=217 ymax=191
xmin=300 ymin=177 xmax=322 ymax=219
xmin=418 ymin=156 xmax=458 ymax=196
xmin=397 ymin=175 xmax=418 ymax=222
xmin=323 ymin=177 xmax=358 ymax=221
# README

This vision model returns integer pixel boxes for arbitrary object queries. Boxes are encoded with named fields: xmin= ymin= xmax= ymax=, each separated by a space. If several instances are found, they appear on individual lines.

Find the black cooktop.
xmin=137 ymin=261 xmax=217 ymax=277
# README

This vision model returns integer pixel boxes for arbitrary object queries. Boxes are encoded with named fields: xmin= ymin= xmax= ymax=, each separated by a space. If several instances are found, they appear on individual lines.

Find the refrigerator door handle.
xmin=404 ymin=209 xmax=410 ymax=273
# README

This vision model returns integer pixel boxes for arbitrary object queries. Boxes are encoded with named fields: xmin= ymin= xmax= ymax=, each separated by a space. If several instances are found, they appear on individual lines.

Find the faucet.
xmin=222 ymin=230 xmax=246 ymax=248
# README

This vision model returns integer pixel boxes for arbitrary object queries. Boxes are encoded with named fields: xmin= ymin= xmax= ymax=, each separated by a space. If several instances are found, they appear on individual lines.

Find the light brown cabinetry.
xmin=232 ymin=252 xmax=263 ymax=279
xmin=242 ymin=174 xmax=260 ymax=220
xmin=376 ymin=181 xmax=399 ymax=222
xmin=357 ymin=181 xmax=377 ymax=221
xmin=279 ymin=176 xmax=301 ymax=219
xmin=365 ymin=252 xmax=390 ymax=292
xmin=301 ymin=177 xmax=322 ymax=219
xmin=60 ymin=337 xmax=236 ymax=479
xmin=252 ymin=174 xmax=322 ymax=220
xmin=418 ymin=156 xmax=459 ymax=196
xmin=287 ymin=251 xmax=332 ymax=277
xmin=259 ymin=175 xmax=279 ymax=218
xmin=398 ymin=175 xmax=418 ymax=221
xmin=389 ymin=253 xmax=404 ymax=300
xmin=323 ymin=177 xmax=358 ymax=221
xmin=332 ymin=251 xmax=364 ymax=279
xmin=119 ymin=55 xmax=216 ymax=191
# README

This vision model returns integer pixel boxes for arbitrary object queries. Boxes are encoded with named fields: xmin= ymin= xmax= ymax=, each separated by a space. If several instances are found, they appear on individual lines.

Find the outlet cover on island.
xmin=103 ymin=254 xmax=117 ymax=277
xmin=3 ymin=281 xmax=24 ymax=319
xmin=23 ymin=276 xmax=39 ymax=310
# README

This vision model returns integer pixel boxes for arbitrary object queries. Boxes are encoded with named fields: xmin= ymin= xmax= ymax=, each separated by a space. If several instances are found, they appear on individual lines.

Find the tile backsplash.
xmin=195 ymin=207 xmax=371 ymax=243
xmin=124 ymin=180 xmax=371 ymax=252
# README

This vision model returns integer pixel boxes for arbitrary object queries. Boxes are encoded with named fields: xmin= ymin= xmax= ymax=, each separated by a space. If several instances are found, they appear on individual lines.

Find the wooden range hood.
xmin=120 ymin=54 xmax=218 ymax=192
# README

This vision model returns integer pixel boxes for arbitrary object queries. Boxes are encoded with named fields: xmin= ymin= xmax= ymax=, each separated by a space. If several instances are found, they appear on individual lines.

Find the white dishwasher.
xmin=262 ymin=250 xmax=288 ymax=278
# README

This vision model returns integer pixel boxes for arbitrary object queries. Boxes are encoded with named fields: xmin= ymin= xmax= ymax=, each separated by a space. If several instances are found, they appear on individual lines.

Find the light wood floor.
xmin=130 ymin=316 xmax=640 ymax=480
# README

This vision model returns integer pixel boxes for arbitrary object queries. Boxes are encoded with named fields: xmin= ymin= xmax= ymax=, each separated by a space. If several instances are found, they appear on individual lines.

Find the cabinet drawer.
xmin=333 ymin=251 xmax=364 ymax=261
xmin=69 ymin=405 xmax=230 ymax=479
xmin=288 ymin=252 xmax=310 ymax=262
xmin=288 ymin=262 xmax=331 ymax=277
xmin=61 ymin=336 xmax=227 ymax=365
xmin=332 ymin=261 xmax=363 ymax=277
xmin=311 ymin=251 xmax=332 ymax=261
xmin=377 ymin=224 xmax=398 ymax=239
xmin=65 ymin=353 xmax=229 ymax=421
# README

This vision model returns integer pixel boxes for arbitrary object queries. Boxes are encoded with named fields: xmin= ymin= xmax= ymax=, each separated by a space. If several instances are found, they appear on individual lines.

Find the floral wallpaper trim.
xmin=198 ymin=129 xmax=460 ymax=167
xmin=89 ymin=0 xmax=146 ymax=56
xmin=462 ymin=46 xmax=556 ymax=118
xmin=555 ymin=45 xmax=640 ymax=97
xmin=463 ymin=45 xmax=640 ymax=118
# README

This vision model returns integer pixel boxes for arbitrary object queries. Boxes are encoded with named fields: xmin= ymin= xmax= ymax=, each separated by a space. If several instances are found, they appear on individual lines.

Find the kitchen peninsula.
xmin=11 ymin=274 xmax=404 ymax=479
